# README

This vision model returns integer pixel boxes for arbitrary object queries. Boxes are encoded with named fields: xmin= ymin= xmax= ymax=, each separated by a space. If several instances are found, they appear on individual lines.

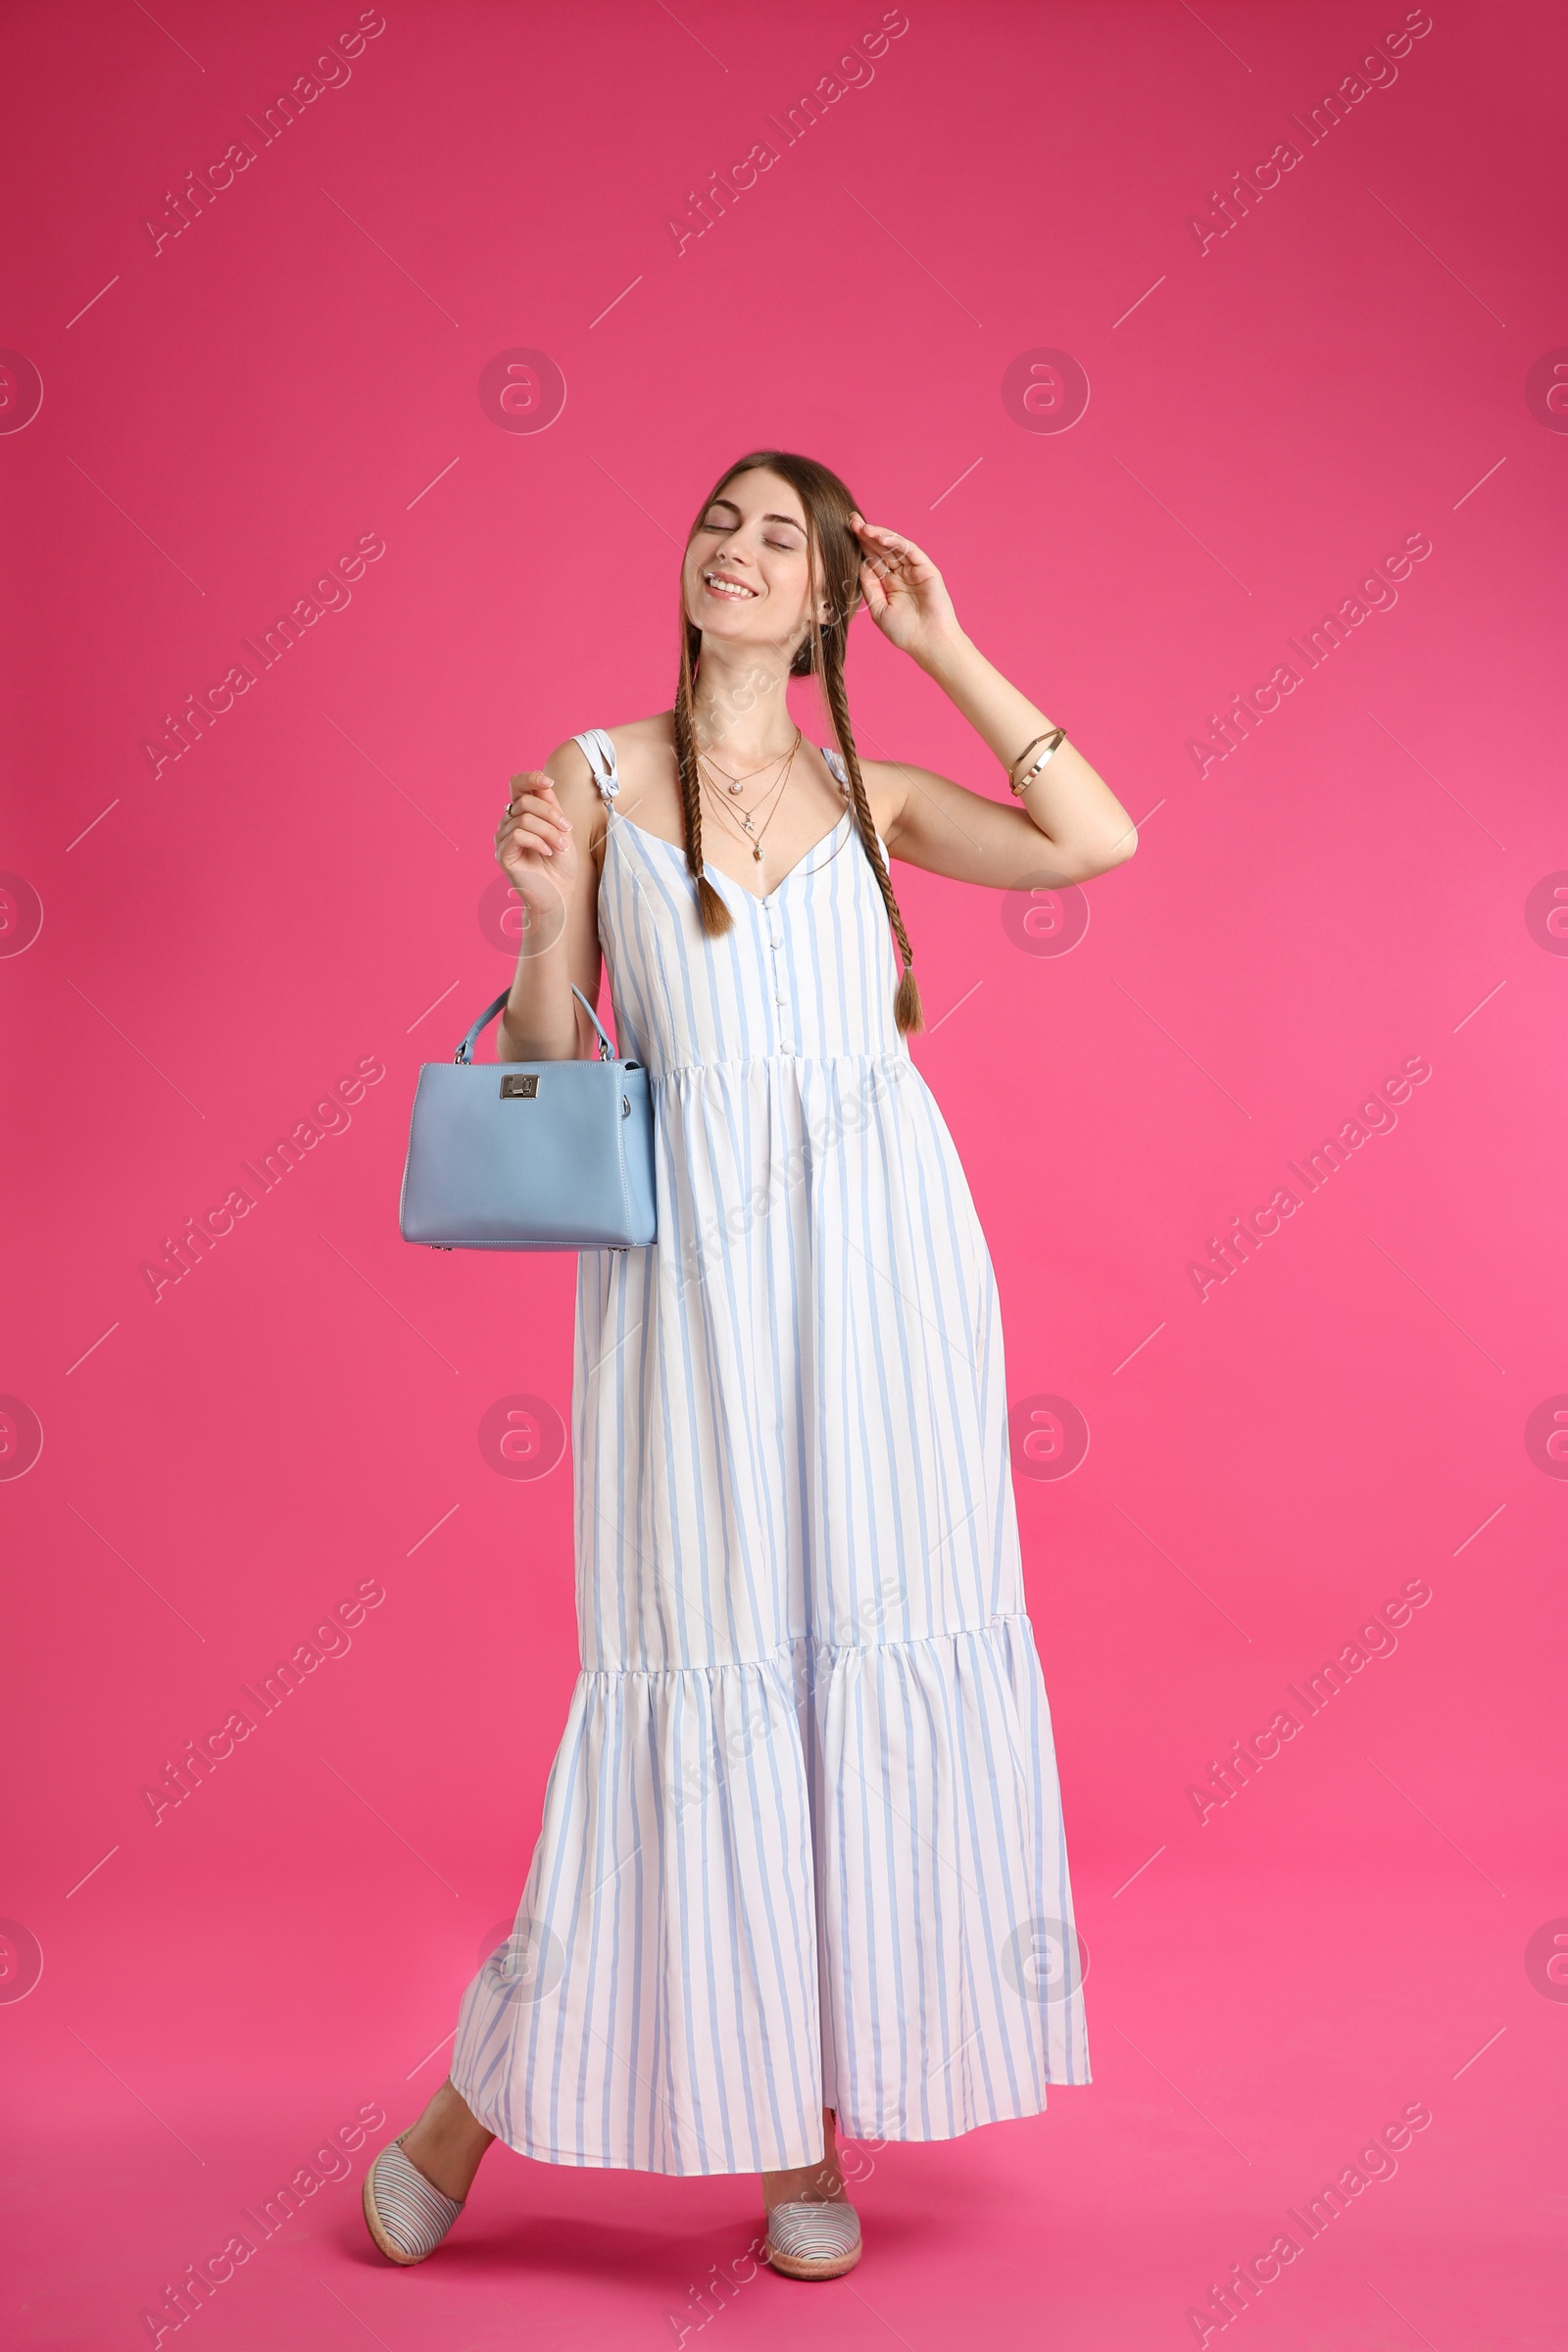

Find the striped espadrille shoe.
xmin=765 ymin=2198 xmax=862 ymax=2280
xmin=362 ymin=2131 xmax=466 ymax=2266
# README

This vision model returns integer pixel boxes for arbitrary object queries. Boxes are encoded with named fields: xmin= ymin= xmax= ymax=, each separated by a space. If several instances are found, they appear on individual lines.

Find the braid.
xmin=675 ymin=448 xmax=921 ymax=1030
xmin=675 ymin=618 xmax=732 ymax=938
xmin=817 ymin=630 xmax=924 ymax=1034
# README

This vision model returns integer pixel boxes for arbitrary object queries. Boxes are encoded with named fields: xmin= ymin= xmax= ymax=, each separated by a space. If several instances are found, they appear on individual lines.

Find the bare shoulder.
xmin=606 ymin=711 xmax=676 ymax=772
xmin=541 ymin=714 xmax=674 ymax=856
xmin=541 ymin=732 xmax=599 ymax=796
xmin=598 ymin=712 xmax=681 ymax=830
xmin=542 ymin=715 xmax=668 ymax=770
xmin=536 ymin=734 xmax=608 ymax=857
xmin=842 ymin=752 xmax=909 ymax=839
xmin=556 ymin=713 xmax=676 ymax=784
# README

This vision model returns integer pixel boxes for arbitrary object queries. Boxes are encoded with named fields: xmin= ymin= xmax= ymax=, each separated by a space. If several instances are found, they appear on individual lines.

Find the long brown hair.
xmin=673 ymin=450 xmax=923 ymax=1035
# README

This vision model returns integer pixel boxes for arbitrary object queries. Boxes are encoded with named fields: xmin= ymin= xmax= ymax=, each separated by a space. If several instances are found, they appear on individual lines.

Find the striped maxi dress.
xmin=449 ymin=726 xmax=1091 ymax=2174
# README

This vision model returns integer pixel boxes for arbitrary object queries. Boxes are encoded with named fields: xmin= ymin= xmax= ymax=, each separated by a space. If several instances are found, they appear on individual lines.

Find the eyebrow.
xmin=704 ymin=498 xmax=806 ymax=529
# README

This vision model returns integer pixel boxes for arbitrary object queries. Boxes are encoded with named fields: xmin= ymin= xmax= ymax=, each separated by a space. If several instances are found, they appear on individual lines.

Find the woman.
xmin=364 ymin=451 xmax=1137 ymax=2281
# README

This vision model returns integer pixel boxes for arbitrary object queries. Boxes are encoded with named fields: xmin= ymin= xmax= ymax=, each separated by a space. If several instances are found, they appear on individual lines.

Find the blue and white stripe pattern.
xmin=363 ymin=2133 xmax=465 ymax=2263
xmin=449 ymin=727 xmax=1091 ymax=2174
xmin=766 ymin=2199 xmax=863 ymax=2278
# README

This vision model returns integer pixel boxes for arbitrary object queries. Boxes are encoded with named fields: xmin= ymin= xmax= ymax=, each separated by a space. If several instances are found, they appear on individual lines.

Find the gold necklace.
xmin=698 ymin=724 xmax=803 ymax=796
xmin=699 ymin=769 xmax=789 ymax=862
xmin=699 ymin=734 xmax=802 ymax=864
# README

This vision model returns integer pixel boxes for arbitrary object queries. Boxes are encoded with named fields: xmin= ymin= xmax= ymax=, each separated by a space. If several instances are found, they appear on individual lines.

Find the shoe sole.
xmin=766 ymin=2239 xmax=863 ymax=2280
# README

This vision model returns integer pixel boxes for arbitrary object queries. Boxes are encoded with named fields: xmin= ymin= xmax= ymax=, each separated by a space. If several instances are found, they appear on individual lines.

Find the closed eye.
xmin=698 ymin=525 xmax=801 ymax=553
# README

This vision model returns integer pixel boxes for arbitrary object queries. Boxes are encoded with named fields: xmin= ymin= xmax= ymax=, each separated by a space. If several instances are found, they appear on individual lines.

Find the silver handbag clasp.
xmin=500 ymin=1073 xmax=540 ymax=1099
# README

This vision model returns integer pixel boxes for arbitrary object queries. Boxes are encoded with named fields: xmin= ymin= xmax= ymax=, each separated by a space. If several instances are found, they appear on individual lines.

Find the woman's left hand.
xmin=850 ymin=514 xmax=962 ymax=665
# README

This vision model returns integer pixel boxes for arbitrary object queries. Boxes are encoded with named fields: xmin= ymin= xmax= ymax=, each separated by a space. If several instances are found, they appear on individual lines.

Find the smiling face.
xmin=681 ymin=467 xmax=827 ymax=662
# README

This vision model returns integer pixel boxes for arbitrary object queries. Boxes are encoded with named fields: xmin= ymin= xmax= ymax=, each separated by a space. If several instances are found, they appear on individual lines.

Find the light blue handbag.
xmin=399 ymin=984 xmax=656 ymax=1250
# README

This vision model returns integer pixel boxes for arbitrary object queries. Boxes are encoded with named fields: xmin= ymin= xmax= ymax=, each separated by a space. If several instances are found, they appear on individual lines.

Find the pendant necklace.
xmin=699 ymin=730 xmax=802 ymax=864
xmin=698 ymin=723 xmax=803 ymax=798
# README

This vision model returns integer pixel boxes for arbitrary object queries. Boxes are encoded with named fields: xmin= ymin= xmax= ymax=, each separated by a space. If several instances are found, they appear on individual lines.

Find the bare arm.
xmin=852 ymin=514 xmax=1139 ymax=889
xmin=491 ymin=739 xmax=609 ymax=1061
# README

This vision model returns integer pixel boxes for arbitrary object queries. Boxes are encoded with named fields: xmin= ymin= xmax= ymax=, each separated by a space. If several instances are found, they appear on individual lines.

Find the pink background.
xmin=4 ymin=1 xmax=1565 ymax=2344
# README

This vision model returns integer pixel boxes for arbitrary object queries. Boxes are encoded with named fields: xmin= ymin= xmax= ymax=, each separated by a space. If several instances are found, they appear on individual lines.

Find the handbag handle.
xmin=454 ymin=984 xmax=617 ymax=1065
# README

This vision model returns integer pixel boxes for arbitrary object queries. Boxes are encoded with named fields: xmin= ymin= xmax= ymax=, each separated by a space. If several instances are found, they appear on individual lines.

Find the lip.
xmin=702 ymin=570 xmax=759 ymax=601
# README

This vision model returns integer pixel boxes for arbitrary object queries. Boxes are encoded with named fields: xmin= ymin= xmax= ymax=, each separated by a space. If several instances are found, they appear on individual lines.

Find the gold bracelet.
xmin=1007 ymin=726 xmax=1066 ymax=798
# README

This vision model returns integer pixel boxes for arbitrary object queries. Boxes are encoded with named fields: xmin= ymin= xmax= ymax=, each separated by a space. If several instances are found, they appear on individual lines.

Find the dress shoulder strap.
xmin=573 ymin=727 xmax=620 ymax=803
xmin=821 ymin=745 xmax=850 ymax=794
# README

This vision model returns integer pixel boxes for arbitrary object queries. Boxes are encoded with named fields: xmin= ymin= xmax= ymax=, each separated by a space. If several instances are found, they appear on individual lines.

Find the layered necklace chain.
xmin=695 ymin=724 xmax=803 ymax=866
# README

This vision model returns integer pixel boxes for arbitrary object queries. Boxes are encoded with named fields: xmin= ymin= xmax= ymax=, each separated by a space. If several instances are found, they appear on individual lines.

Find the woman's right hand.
xmin=495 ymin=770 xmax=579 ymax=911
